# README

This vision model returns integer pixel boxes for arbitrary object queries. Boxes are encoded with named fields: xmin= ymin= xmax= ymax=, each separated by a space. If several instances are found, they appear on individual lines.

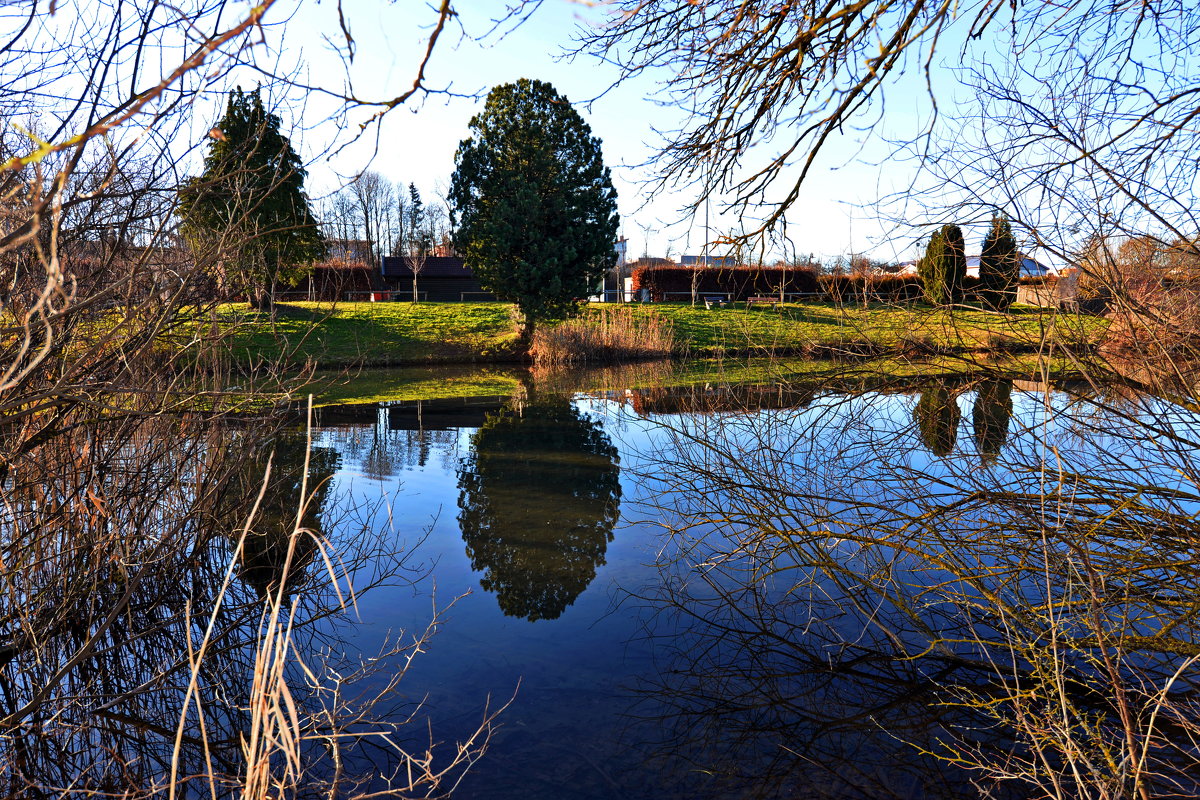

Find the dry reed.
xmin=530 ymin=306 xmax=676 ymax=366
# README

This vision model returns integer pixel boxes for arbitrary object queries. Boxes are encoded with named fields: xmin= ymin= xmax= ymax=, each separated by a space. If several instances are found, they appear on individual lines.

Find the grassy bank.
xmin=222 ymin=300 xmax=1102 ymax=370
xmin=219 ymin=301 xmax=522 ymax=367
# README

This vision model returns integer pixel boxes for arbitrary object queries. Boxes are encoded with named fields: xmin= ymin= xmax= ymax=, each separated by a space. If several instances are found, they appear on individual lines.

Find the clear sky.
xmin=262 ymin=1 xmax=947 ymax=264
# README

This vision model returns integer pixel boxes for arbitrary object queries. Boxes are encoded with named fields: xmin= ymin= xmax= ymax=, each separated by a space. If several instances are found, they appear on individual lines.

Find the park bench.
xmin=703 ymin=295 xmax=728 ymax=310
xmin=745 ymin=296 xmax=779 ymax=310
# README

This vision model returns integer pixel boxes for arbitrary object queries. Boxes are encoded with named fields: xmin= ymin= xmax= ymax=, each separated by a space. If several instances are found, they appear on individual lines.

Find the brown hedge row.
xmin=631 ymin=265 xmax=819 ymax=301
xmin=630 ymin=265 xmax=1057 ymax=303
xmin=817 ymin=274 xmax=926 ymax=301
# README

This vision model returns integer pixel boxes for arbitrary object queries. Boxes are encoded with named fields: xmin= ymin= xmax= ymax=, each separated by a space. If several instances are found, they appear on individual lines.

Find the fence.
xmin=343 ymin=290 xmax=428 ymax=302
xmin=639 ymin=291 xmax=832 ymax=304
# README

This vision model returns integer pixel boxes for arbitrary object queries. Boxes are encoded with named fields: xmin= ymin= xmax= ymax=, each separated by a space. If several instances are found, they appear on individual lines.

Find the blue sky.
xmin=275 ymin=1 xmax=931 ymax=263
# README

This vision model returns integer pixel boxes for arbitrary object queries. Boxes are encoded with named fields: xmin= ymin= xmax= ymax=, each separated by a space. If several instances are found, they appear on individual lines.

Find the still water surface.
xmin=292 ymin=373 xmax=1200 ymax=798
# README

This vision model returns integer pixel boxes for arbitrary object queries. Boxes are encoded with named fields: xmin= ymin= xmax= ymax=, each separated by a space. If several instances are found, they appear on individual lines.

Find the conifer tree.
xmin=972 ymin=379 xmax=1013 ymax=464
xmin=979 ymin=214 xmax=1020 ymax=310
xmin=917 ymin=228 xmax=946 ymax=305
xmin=917 ymin=224 xmax=966 ymax=305
xmin=450 ymin=79 xmax=618 ymax=345
xmin=179 ymin=87 xmax=323 ymax=309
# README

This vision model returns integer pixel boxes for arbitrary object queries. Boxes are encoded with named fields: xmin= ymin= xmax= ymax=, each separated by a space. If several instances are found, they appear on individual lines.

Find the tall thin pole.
xmin=697 ymin=158 xmax=710 ymax=307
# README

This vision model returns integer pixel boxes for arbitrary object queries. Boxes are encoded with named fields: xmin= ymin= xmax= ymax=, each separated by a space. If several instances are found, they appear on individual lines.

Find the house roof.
xmin=965 ymin=254 xmax=1055 ymax=277
xmin=897 ymin=254 xmax=1055 ymax=277
xmin=381 ymin=255 xmax=475 ymax=279
xmin=679 ymin=255 xmax=736 ymax=266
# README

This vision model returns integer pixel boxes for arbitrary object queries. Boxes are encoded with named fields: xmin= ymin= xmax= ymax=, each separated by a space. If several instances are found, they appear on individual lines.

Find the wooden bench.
xmin=703 ymin=295 xmax=728 ymax=310
xmin=745 ymin=296 xmax=779 ymax=310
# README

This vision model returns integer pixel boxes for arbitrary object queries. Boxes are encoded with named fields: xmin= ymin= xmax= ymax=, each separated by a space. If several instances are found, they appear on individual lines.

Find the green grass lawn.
xmin=639 ymin=300 xmax=1099 ymax=355
xmin=306 ymin=364 xmax=526 ymax=405
xmin=216 ymin=301 xmax=521 ymax=367
xmin=218 ymin=299 xmax=1103 ymax=369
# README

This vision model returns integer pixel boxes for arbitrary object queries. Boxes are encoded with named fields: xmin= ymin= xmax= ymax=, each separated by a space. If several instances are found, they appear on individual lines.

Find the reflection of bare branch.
xmin=0 ymin=3 xmax=497 ymax=795
xmin=627 ymin=375 xmax=1200 ymax=796
xmin=0 ymin=409 xmax=497 ymax=797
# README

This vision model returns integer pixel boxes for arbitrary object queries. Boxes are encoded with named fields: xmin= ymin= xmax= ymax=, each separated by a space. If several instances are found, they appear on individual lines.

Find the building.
xmin=678 ymin=254 xmax=737 ymax=268
xmin=897 ymin=254 xmax=1055 ymax=277
xmin=379 ymin=255 xmax=495 ymax=301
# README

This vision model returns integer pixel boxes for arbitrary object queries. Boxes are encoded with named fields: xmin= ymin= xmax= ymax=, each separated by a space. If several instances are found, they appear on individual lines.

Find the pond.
xmin=284 ymin=366 xmax=1200 ymax=798
xmin=4 ymin=362 xmax=1199 ymax=798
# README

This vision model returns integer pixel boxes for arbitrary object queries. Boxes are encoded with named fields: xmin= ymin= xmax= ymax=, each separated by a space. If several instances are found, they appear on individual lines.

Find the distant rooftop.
xmin=678 ymin=255 xmax=737 ymax=267
xmin=897 ymin=254 xmax=1055 ymax=277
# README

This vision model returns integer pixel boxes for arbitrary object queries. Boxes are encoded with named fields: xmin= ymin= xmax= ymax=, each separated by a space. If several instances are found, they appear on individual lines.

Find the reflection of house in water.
xmin=1013 ymin=379 xmax=1053 ymax=396
xmin=593 ymin=383 xmax=818 ymax=416
xmin=313 ymin=397 xmax=510 ymax=432
xmin=384 ymin=396 xmax=510 ymax=431
xmin=310 ymin=397 xmax=510 ymax=478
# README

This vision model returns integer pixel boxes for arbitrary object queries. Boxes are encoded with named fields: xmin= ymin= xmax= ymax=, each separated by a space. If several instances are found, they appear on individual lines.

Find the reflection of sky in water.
xmin=301 ymin=383 xmax=1200 ymax=799
xmin=310 ymin=398 xmax=664 ymax=799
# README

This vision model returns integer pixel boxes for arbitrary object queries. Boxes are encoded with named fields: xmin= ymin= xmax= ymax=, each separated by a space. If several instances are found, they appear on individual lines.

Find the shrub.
xmin=818 ymin=273 xmax=926 ymax=302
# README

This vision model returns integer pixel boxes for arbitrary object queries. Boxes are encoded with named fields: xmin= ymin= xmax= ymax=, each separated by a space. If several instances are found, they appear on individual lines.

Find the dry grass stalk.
xmin=530 ymin=306 xmax=676 ymax=366
xmin=166 ymin=402 xmax=507 ymax=800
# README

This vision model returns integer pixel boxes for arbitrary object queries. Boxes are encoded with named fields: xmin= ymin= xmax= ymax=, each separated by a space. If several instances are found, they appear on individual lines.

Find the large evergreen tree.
xmin=178 ymin=87 xmax=323 ymax=309
xmin=917 ymin=224 xmax=966 ymax=306
xmin=979 ymin=214 xmax=1020 ymax=310
xmin=450 ymin=79 xmax=619 ymax=344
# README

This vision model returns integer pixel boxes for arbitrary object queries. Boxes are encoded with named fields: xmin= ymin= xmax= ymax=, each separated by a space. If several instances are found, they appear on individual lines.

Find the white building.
xmin=897 ymin=254 xmax=1055 ymax=277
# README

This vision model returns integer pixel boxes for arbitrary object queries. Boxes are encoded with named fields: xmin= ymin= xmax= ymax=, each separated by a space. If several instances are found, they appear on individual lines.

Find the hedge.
xmin=818 ymin=274 xmax=925 ymax=302
xmin=631 ymin=265 xmax=819 ymax=301
xmin=630 ymin=265 xmax=1058 ymax=303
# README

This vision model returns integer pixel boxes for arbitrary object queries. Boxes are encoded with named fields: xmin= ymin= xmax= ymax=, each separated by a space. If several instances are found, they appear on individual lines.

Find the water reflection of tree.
xmin=633 ymin=379 xmax=1200 ymax=798
xmin=457 ymin=394 xmax=621 ymax=621
xmin=223 ymin=430 xmax=341 ymax=597
xmin=914 ymin=383 xmax=961 ymax=457
xmin=971 ymin=379 xmax=1013 ymax=463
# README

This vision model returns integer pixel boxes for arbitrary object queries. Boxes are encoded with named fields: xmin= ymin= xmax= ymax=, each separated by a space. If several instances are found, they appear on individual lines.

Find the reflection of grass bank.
xmin=224 ymin=301 xmax=1103 ymax=369
xmin=310 ymin=353 xmax=1083 ymax=406
xmin=307 ymin=365 xmax=526 ymax=406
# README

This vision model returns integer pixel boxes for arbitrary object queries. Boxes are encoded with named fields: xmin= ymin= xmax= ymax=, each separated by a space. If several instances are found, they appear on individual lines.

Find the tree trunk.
xmin=517 ymin=314 xmax=535 ymax=356
xmin=251 ymin=286 xmax=273 ymax=312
